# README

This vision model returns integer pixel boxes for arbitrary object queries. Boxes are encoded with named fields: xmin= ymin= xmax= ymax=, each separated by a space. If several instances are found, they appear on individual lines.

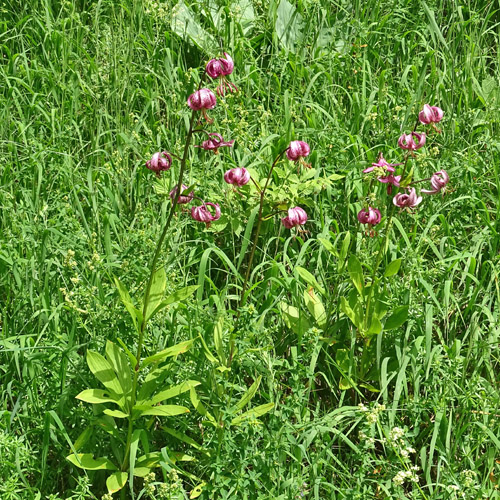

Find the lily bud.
xmin=357 ymin=207 xmax=381 ymax=226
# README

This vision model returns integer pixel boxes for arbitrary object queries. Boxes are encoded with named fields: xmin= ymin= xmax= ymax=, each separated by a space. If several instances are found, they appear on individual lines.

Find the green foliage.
xmin=1 ymin=0 xmax=499 ymax=498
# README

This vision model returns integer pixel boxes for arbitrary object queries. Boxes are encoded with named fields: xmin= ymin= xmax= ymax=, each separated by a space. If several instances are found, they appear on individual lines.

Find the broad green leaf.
xmin=134 ymin=452 xmax=161 ymax=477
xmin=114 ymin=278 xmax=142 ymax=330
xmin=213 ymin=316 xmax=226 ymax=365
xmin=171 ymin=1 xmax=216 ymax=52
xmin=367 ymin=317 xmax=383 ymax=336
xmin=230 ymin=403 xmax=274 ymax=426
xmin=147 ymin=380 xmax=201 ymax=406
xmin=134 ymin=405 xmax=190 ymax=417
xmin=117 ymin=338 xmax=137 ymax=368
xmin=86 ymin=351 xmax=124 ymax=401
xmin=66 ymin=454 xmax=117 ymax=471
xmin=280 ymin=302 xmax=311 ymax=336
xmin=106 ymin=472 xmax=128 ymax=493
xmin=341 ymin=297 xmax=363 ymax=329
xmin=276 ymin=0 xmax=303 ymax=51
xmin=75 ymin=389 xmax=121 ymax=406
xmin=338 ymin=232 xmax=351 ymax=272
xmin=303 ymin=288 xmax=327 ymax=329
xmin=384 ymin=306 xmax=409 ymax=330
xmin=190 ymin=482 xmax=206 ymax=499
xmin=143 ymin=339 xmax=195 ymax=367
xmin=105 ymin=341 xmax=132 ymax=396
xmin=151 ymin=285 xmax=199 ymax=319
xmin=170 ymin=451 xmax=195 ymax=462
xmin=189 ymin=387 xmax=216 ymax=424
xmin=73 ymin=427 xmax=92 ymax=452
xmin=231 ymin=376 xmax=261 ymax=413
xmin=103 ymin=409 xmax=129 ymax=419
xmin=318 ymin=237 xmax=337 ymax=257
xmin=295 ymin=266 xmax=326 ymax=296
xmin=384 ymin=259 xmax=402 ymax=277
xmin=144 ymin=267 xmax=166 ymax=322
xmin=336 ymin=349 xmax=354 ymax=390
xmin=347 ymin=255 xmax=364 ymax=295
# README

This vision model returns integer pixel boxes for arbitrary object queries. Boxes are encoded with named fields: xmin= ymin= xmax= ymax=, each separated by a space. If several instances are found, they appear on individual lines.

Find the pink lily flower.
xmin=206 ymin=53 xmax=237 ymax=96
xmin=195 ymin=133 xmax=234 ymax=153
xmin=187 ymin=88 xmax=217 ymax=122
xmin=286 ymin=141 xmax=310 ymax=161
xmin=146 ymin=151 xmax=172 ymax=177
xmin=224 ymin=167 xmax=250 ymax=187
xmin=378 ymin=173 xmax=401 ymax=194
xmin=398 ymin=132 xmax=426 ymax=151
xmin=357 ymin=207 xmax=381 ymax=226
xmin=419 ymin=104 xmax=444 ymax=125
xmin=169 ymin=184 xmax=194 ymax=205
xmin=281 ymin=207 xmax=308 ymax=229
xmin=363 ymin=154 xmax=402 ymax=174
xmin=393 ymin=188 xmax=422 ymax=209
xmin=191 ymin=202 xmax=221 ymax=228
xmin=421 ymin=170 xmax=450 ymax=195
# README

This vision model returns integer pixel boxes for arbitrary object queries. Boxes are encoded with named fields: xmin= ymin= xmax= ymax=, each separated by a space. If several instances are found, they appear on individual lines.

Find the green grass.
xmin=1 ymin=0 xmax=499 ymax=499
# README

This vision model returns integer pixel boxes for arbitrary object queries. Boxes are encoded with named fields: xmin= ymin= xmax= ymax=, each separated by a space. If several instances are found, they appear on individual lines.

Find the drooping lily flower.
xmin=224 ymin=167 xmax=250 ymax=186
xmin=146 ymin=151 xmax=172 ymax=177
xmin=195 ymin=133 xmax=234 ymax=153
xmin=378 ymin=173 xmax=401 ymax=194
xmin=286 ymin=141 xmax=311 ymax=161
xmin=191 ymin=202 xmax=221 ymax=227
xmin=363 ymin=154 xmax=402 ymax=174
xmin=187 ymin=88 xmax=217 ymax=122
xmin=393 ymin=188 xmax=422 ymax=209
xmin=419 ymin=104 xmax=444 ymax=125
xmin=421 ymin=170 xmax=450 ymax=195
xmin=205 ymin=53 xmax=237 ymax=96
xmin=357 ymin=207 xmax=381 ymax=226
xmin=169 ymin=184 xmax=194 ymax=205
xmin=398 ymin=132 xmax=426 ymax=151
xmin=357 ymin=206 xmax=381 ymax=237
xmin=281 ymin=206 xmax=308 ymax=229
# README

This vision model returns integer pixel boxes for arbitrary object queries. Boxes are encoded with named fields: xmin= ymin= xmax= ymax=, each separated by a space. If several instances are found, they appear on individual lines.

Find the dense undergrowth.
xmin=0 ymin=0 xmax=499 ymax=499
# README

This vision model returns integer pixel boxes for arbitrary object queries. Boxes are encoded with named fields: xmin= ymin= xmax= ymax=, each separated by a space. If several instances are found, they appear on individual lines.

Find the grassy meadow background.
xmin=1 ymin=0 xmax=499 ymax=498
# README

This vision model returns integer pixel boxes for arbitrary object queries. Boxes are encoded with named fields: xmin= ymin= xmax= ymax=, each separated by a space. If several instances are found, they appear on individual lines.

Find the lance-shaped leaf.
xmin=280 ymin=302 xmax=311 ymax=335
xmin=103 ymin=409 xmax=129 ymax=419
xmin=86 ymin=351 xmax=125 ymax=405
xmin=295 ymin=266 xmax=326 ymax=296
xmin=190 ymin=387 xmax=216 ymax=425
xmin=75 ymin=389 xmax=122 ymax=406
xmin=144 ymin=267 xmax=167 ymax=322
xmin=231 ymin=402 xmax=274 ymax=426
xmin=67 ymin=454 xmax=117 ymax=471
xmin=105 ymin=341 xmax=132 ymax=396
xmin=303 ymin=288 xmax=327 ymax=328
xmin=133 ymin=405 xmax=190 ymax=418
xmin=230 ymin=376 xmax=261 ymax=413
xmin=347 ymin=255 xmax=364 ymax=295
xmin=114 ymin=278 xmax=142 ymax=331
xmin=148 ymin=285 xmax=199 ymax=323
xmin=384 ymin=306 xmax=409 ymax=330
xmin=147 ymin=380 xmax=201 ymax=406
xmin=143 ymin=339 xmax=195 ymax=367
xmin=214 ymin=316 xmax=226 ymax=365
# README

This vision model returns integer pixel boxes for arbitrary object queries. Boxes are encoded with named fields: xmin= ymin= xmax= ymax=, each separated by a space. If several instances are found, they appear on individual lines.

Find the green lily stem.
xmin=229 ymin=149 xmax=288 ymax=364
xmin=363 ymin=152 xmax=411 ymax=331
xmin=362 ymin=117 xmax=421 ymax=331
xmin=120 ymin=108 xmax=197 ymax=477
